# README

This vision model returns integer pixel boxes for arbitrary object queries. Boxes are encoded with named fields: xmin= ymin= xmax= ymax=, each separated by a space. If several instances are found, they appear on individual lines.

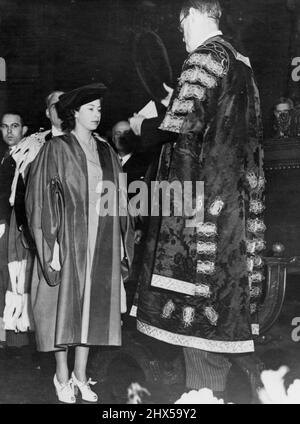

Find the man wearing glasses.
xmin=130 ymin=0 xmax=264 ymax=399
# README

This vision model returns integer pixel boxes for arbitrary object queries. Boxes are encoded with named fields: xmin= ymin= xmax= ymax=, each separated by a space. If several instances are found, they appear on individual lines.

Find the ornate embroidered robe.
xmin=133 ymin=36 xmax=265 ymax=353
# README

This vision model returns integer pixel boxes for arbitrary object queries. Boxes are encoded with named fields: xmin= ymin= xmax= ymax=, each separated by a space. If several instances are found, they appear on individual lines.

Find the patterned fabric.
xmin=134 ymin=36 xmax=264 ymax=353
xmin=159 ymin=40 xmax=230 ymax=134
xmin=4 ymin=131 xmax=50 ymax=335
xmin=10 ymin=130 xmax=50 ymax=206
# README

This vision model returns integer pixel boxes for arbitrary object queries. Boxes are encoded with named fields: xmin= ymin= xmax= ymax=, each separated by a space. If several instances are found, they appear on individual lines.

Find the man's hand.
xmin=161 ymin=82 xmax=174 ymax=108
xmin=129 ymin=113 xmax=146 ymax=136
xmin=134 ymin=229 xmax=143 ymax=245
xmin=0 ymin=223 xmax=5 ymax=239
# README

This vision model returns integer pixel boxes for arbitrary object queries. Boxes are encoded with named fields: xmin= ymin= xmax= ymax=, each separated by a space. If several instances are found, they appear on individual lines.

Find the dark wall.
xmin=0 ymin=0 xmax=295 ymax=136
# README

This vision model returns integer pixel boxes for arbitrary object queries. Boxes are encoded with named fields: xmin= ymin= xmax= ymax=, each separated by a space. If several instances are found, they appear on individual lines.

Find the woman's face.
xmin=75 ymin=99 xmax=101 ymax=131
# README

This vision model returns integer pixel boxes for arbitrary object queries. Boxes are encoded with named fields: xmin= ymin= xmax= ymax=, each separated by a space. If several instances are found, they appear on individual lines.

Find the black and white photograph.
xmin=0 ymin=0 xmax=300 ymax=406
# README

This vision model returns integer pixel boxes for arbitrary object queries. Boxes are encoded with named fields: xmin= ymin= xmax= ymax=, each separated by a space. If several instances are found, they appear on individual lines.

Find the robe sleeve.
xmin=160 ymin=41 xmax=263 ymax=199
xmin=25 ymin=140 xmax=64 ymax=286
xmin=139 ymin=116 xmax=175 ymax=151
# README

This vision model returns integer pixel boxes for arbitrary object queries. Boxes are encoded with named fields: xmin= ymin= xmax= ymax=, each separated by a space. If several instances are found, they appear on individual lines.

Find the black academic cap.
xmin=57 ymin=82 xmax=107 ymax=111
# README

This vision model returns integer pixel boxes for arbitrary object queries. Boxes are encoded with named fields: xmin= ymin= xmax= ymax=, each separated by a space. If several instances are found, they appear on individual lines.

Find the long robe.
xmin=4 ymin=133 xmax=46 ymax=333
xmin=0 ymin=147 xmax=15 ymax=318
xmin=25 ymin=133 xmax=134 ymax=351
xmin=1 ymin=146 xmax=34 ymax=341
xmin=133 ymin=35 xmax=265 ymax=354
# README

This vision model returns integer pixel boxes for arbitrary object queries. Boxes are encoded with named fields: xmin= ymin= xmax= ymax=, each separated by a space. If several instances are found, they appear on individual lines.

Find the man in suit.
xmin=111 ymin=120 xmax=156 ymax=319
xmin=111 ymin=120 xmax=151 ymax=190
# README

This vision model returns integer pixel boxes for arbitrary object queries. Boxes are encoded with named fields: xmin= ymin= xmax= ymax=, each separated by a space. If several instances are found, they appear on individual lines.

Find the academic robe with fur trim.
xmin=0 ymin=147 xmax=15 ymax=317
xmin=25 ymin=133 xmax=134 ymax=351
xmin=133 ymin=36 xmax=265 ymax=354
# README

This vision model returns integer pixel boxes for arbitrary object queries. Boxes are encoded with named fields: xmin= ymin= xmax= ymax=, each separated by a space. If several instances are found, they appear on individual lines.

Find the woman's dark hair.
xmin=57 ymin=97 xmax=103 ymax=132
xmin=57 ymin=104 xmax=79 ymax=132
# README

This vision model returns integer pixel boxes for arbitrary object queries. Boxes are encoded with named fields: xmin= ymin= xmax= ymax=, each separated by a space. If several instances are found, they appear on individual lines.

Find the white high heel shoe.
xmin=71 ymin=371 xmax=98 ymax=402
xmin=53 ymin=374 xmax=76 ymax=404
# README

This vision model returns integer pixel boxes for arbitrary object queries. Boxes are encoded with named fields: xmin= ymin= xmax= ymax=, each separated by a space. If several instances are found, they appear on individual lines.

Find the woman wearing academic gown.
xmin=25 ymin=83 xmax=134 ymax=403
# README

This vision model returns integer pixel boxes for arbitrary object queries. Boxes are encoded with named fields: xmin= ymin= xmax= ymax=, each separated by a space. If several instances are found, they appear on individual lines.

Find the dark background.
xmin=0 ymin=0 xmax=297 ymax=136
xmin=1 ymin=0 xmax=300 ymax=257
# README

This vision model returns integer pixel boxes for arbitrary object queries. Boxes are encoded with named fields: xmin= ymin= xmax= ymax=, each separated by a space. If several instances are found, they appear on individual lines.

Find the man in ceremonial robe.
xmin=0 ymin=111 xmax=32 ymax=352
xmin=129 ymin=0 xmax=265 ymax=395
